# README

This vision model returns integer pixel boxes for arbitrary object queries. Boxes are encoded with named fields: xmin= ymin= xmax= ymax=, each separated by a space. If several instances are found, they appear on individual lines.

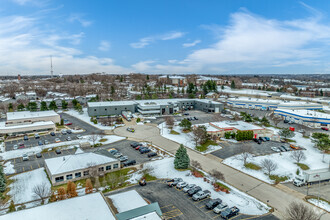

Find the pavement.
xmin=283 ymin=181 xmax=330 ymax=202
xmin=113 ymin=124 xmax=330 ymax=219
xmin=105 ymin=180 xmax=279 ymax=220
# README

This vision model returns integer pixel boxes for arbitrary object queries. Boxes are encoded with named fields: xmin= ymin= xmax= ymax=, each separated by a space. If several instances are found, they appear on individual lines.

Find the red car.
xmin=135 ymin=146 xmax=142 ymax=150
xmin=65 ymin=122 xmax=72 ymax=125
xmin=321 ymin=127 xmax=329 ymax=131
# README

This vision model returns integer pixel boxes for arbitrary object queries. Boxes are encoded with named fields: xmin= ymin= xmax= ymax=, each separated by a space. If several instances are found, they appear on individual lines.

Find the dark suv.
xmin=123 ymin=160 xmax=136 ymax=167
xmin=130 ymin=142 xmax=142 ymax=148
xmin=206 ymin=198 xmax=222 ymax=210
xmin=220 ymin=206 xmax=240 ymax=219
xmin=187 ymin=186 xmax=202 ymax=196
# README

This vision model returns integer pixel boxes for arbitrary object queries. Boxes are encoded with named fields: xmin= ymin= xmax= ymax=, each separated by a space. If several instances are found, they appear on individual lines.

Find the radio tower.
xmin=50 ymin=55 xmax=53 ymax=78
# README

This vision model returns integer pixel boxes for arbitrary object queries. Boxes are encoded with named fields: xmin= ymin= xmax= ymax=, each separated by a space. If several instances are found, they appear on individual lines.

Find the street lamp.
xmin=314 ymin=174 xmax=321 ymax=205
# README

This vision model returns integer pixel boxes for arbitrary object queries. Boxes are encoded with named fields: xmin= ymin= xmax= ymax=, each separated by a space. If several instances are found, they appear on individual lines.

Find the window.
xmin=66 ymin=174 xmax=73 ymax=180
xmin=94 ymin=109 xmax=96 ymax=111
xmin=105 ymin=108 xmax=107 ymax=111
xmin=106 ymin=165 xmax=111 ymax=170
xmin=113 ymin=164 xmax=119 ymax=169
xmin=115 ymin=108 xmax=117 ymax=110
xmin=75 ymin=172 xmax=81 ymax=178
xmin=98 ymin=167 xmax=104 ymax=172
xmin=55 ymin=176 xmax=64 ymax=182
xmin=83 ymin=170 xmax=89 ymax=176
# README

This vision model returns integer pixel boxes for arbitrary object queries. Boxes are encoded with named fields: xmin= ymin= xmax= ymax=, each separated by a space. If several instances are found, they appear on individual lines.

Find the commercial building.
xmin=274 ymin=109 xmax=330 ymax=128
xmin=227 ymin=97 xmax=323 ymax=111
xmin=158 ymin=75 xmax=187 ymax=86
xmin=45 ymin=151 xmax=120 ymax=186
xmin=88 ymin=99 xmax=224 ymax=117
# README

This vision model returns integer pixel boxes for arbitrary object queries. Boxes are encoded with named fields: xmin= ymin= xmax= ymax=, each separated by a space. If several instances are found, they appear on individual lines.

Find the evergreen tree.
xmin=7 ymin=200 xmax=16 ymax=213
xmin=181 ymin=87 xmax=185 ymax=94
xmin=17 ymin=103 xmax=25 ymax=111
xmin=40 ymin=101 xmax=48 ymax=111
xmin=8 ymin=103 xmax=14 ymax=112
xmin=85 ymin=179 xmax=93 ymax=194
xmin=146 ymin=75 xmax=149 ymax=80
xmin=0 ymin=165 xmax=6 ymax=192
xmin=111 ymin=86 xmax=115 ymax=95
xmin=67 ymin=181 xmax=78 ymax=198
xmin=230 ymin=80 xmax=236 ymax=89
xmin=72 ymin=99 xmax=78 ymax=107
xmin=49 ymin=101 xmax=57 ymax=110
xmin=61 ymin=100 xmax=68 ymax=109
xmin=179 ymin=118 xmax=192 ymax=131
xmin=320 ymin=89 xmax=323 ymax=96
xmin=57 ymin=187 xmax=66 ymax=200
xmin=75 ymin=103 xmax=83 ymax=112
xmin=174 ymin=145 xmax=190 ymax=169
xmin=27 ymin=102 xmax=37 ymax=111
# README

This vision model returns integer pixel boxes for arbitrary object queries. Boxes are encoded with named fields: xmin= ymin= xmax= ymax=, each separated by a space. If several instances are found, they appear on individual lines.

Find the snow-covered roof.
xmin=275 ymin=109 xmax=330 ymax=119
xmin=159 ymin=75 xmax=186 ymax=79
xmin=7 ymin=111 xmax=59 ymax=121
xmin=194 ymin=123 xmax=220 ymax=132
xmin=197 ymin=76 xmax=220 ymax=81
xmin=108 ymin=190 xmax=148 ymax=213
xmin=0 ymin=121 xmax=54 ymax=130
xmin=45 ymin=152 xmax=118 ymax=175
xmin=210 ymin=121 xmax=264 ymax=131
xmin=0 ymin=193 xmax=115 ymax=220
xmin=88 ymin=100 xmax=137 ymax=107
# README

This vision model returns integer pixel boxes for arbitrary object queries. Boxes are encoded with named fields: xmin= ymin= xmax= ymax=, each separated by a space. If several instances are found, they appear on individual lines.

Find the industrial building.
xmin=87 ymin=98 xmax=224 ymax=117
xmin=227 ymin=97 xmax=323 ymax=111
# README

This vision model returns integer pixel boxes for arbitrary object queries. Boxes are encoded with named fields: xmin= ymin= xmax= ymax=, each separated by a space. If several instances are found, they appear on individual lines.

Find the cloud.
xmin=11 ymin=0 xmax=49 ymax=6
xmin=130 ymin=31 xmax=185 ymax=48
xmin=98 ymin=40 xmax=111 ymax=51
xmin=182 ymin=40 xmax=201 ymax=48
xmin=68 ymin=14 xmax=92 ymax=27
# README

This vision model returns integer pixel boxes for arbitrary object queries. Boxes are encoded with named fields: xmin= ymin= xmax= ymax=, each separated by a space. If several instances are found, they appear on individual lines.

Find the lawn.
xmin=99 ymin=138 xmax=108 ymax=142
xmin=170 ymin=130 xmax=180 ymax=135
xmin=269 ymin=175 xmax=289 ymax=184
xmin=196 ymin=139 xmax=218 ymax=152
xmin=296 ymin=163 xmax=310 ymax=170
xmin=244 ymin=163 xmax=261 ymax=170
xmin=215 ymin=182 xmax=231 ymax=191
xmin=143 ymin=173 xmax=157 ymax=181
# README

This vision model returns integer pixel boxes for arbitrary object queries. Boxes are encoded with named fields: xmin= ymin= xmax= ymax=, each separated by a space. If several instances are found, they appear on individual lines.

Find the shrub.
xmin=136 ymin=118 xmax=141 ymax=123
xmin=244 ymin=163 xmax=261 ymax=170
xmin=297 ymin=163 xmax=309 ymax=170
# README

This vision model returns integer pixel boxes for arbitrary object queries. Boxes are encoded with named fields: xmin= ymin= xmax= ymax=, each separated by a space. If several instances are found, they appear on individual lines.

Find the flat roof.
xmin=210 ymin=121 xmax=264 ymax=131
xmin=0 ymin=121 xmax=54 ymax=130
xmin=275 ymin=109 xmax=330 ymax=119
xmin=88 ymin=101 xmax=137 ymax=107
xmin=7 ymin=111 xmax=59 ymax=121
xmin=0 ymin=193 xmax=115 ymax=220
xmin=108 ymin=190 xmax=148 ymax=213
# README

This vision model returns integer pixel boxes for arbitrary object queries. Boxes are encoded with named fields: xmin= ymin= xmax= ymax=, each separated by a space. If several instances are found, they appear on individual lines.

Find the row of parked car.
xmin=253 ymin=136 xmax=270 ymax=144
xmin=167 ymin=178 xmax=240 ymax=219
xmin=130 ymin=142 xmax=158 ymax=157
xmin=271 ymin=145 xmax=291 ymax=152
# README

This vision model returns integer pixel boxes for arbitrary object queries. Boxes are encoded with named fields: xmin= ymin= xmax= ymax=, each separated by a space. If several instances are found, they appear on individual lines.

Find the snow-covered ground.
xmin=65 ymin=108 xmax=123 ymax=130
xmin=8 ymin=168 xmax=51 ymax=204
xmin=144 ymin=158 xmax=270 ymax=215
xmin=3 ymin=161 xmax=15 ymax=175
xmin=308 ymin=199 xmax=330 ymax=212
xmin=158 ymin=122 xmax=222 ymax=154
xmin=223 ymin=128 xmax=330 ymax=184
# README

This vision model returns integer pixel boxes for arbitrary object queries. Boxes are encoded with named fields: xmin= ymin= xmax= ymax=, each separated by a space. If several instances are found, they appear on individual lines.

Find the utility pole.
xmin=50 ymin=55 xmax=53 ymax=78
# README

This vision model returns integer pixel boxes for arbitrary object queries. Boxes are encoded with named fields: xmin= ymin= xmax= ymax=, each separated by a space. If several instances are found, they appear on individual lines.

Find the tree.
xmin=17 ymin=103 xmax=25 ymax=111
xmin=190 ymin=160 xmax=202 ymax=171
xmin=210 ymin=169 xmax=225 ymax=182
xmin=179 ymin=118 xmax=192 ymax=131
xmin=32 ymin=182 xmax=51 ymax=204
xmin=8 ymin=103 xmax=13 ymax=112
xmin=261 ymin=116 xmax=269 ymax=126
xmin=174 ymin=145 xmax=190 ymax=169
xmin=261 ymin=159 xmax=278 ymax=176
xmin=61 ymin=100 xmax=68 ymax=109
xmin=88 ymin=132 xmax=99 ymax=146
xmin=290 ymin=150 xmax=306 ymax=164
xmin=67 ymin=181 xmax=78 ymax=198
xmin=0 ymin=165 xmax=6 ymax=193
xmin=192 ymin=126 xmax=208 ymax=147
xmin=7 ymin=200 xmax=16 ymax=213
xmin=165 ymin=116 xmax=174 ymax=129
xmin=279 ymin=128 xmax=294 ymax=140
xmin=40 ymin=101 xmax=48 ymax=111
xmin=231 ymin=80 xmax=236 ymax=89
xmin=85 ymin=179 xmax=93 ymax=194
xmin=27 ymin=102 xmax=37 ymax=111
xmin=49 ymin=101 xmax=57 ymax=110
xmin=72 ymin=99 xmax=78 ymax=107
xmin=285 ymin=201 xmax=321 ymax=220
xmin=75 ymin=103 xmax=82 ymax=112
xmin=56 ymin=187 xmax=66 ymax=200
xmin=237 ymin=145 xmax=252 ymax=165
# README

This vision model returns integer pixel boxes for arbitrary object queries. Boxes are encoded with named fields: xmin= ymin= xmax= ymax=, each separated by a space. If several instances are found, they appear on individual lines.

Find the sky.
xmin=2 ymin=0 xmax=330 ymax=75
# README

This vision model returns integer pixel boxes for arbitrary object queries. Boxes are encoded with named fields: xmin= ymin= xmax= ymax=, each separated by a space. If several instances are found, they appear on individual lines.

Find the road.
xmin=114 ymin=124 xmax=330 ymax=219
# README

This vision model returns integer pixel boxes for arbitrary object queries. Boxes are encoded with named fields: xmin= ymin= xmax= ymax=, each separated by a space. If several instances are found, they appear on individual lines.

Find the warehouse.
xmin=87 ymin=98 xmax=223 ymax=117
xmin=274 ymin=109 xmax=330 ymax=128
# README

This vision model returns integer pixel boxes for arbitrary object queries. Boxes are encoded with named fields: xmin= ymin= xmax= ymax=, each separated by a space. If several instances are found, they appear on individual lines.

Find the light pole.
xmin=314 ymin=174 xmax=320 ymax=205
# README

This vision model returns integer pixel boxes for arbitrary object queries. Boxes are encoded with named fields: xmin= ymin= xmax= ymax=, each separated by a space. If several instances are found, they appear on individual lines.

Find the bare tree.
xmin=290 ymin=150 xmax=306 ymax=164
xmin=88 ymin=132 xmax=99 ymax=146
xmin=237 ymin=145 xmax=252 ymax=165
xmin=190 ymin=160 xmax=202 ymax=171
xmin=285 ymin=201 xmax=321 ymax=220
xmin=271 ymin=114 xmax=282 ymax=127
xmin=210 ymin=169 xmax=225 ymax=182
xmin=191 ymin=126 xmax=208 ymax=147
xmin=164 ymin=116 xmax=174 ymax=129
xmin=32 ymin=182 xmax=51 ymax=204
xmin=261 ymin=159 xmax=278 ymax=176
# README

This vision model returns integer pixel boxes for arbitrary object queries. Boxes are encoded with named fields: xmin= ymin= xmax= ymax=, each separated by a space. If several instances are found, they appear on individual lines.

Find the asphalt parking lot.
xmin=211 ymin=140 xmax=293 ymax=159
xmin=105 ymin=180 xmax=278 ymax=220
xmin=283 ymin=181 xmax=330 ymax=202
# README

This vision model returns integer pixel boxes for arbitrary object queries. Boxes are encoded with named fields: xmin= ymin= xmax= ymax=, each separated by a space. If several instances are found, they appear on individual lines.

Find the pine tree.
xmin=85 ymin=179 xmax=93 ymax=194
xmin=231 ymin=80 xmax=236 ymax=89
xmin=57 ymin=187 xmax=66 ymax=200
xmin=174 ymin=145 xmax=190 ymax=169
xmin=8 ymin=200 xmax=16 ymax=213
xmin=67 ymin=181 xmax=78 ymax=198
xmin=0 ymin=165 xmax=6 ymax=193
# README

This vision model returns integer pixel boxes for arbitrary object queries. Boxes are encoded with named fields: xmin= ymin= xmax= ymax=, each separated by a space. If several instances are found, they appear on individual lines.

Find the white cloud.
xmin=131 ymin=60 xmax=155 ymax=72
xmin=68 ymin=14 xmax=92 ymax=27
xmin=130 ymin=31 xmax=185 ymax=48
xmin=11 ymin=0 xmax=49 ymax=6
xmin=182 ymin=40 xmax=201 ymax=48
xmin=98 ymin=40 xmax=111 ymax=51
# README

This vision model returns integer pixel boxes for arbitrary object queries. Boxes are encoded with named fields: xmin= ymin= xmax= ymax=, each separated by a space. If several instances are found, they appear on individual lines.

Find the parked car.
xmin=50 ymin=132 xmax=56 ymax=136
xmin=192 ymin=190 xmax=211 ymax=201
xmin=127 ymin=127 xmax=135 ymax=133
xmin=193 ymin=116 xmax=198 ymax=120
xmin=257 ymin=139 xmax=262 ymax=144
xmin=277 ymin=146 xmax=285 ymax=152
xmin=220 ymin=206 xmax=240 ymax=219
xmin=288 ymin=121 xmax=294 ymax=124
xmin=55 ymin=149 xmax=61 ymax=154
xmin=24 ymin=135 xmax=29 ymax=141
xmin=19 ymin=143 xmax=25 ymax=147
xmin=55 ymin=138 xmax=61 ymax=143
xmin=282 ymin=145 xmax=291 ymax=151
xmin=22 ymin=154 xmax=29 ymax=161
xmin=66 ymin=129 xmax=72 ymax=134
xmin=44 ymin=140 xmax=49 ymax=145
xmin=280 ymin=139 xmax=286 ymax=143
xmin=35 ymin=133 xmax=40 ymax=139
xmin=213 ymin=202 xmax=228 ymax=214
xmin=187 ymin=186 xmax=202 ymax=196
xmin=119 ymin=156 xmax=128 ymax=162
xmin=253 ymin=138 xmax=258 ymax=143
xmin=135 ymin=145 xmax=143 ymax=150
xmin=140 ymin=148 xmax=151 ymax=154
xmin=284 ymin=119 xmax=289 ymax=123
xmin=147 ymin=152 xmax=157 ymax=158
xmin=113 ymin=152 xmax=122 ymax=158
xmin=66 ymin=136 xmax=72 ymax=141
xmin=264 ymin=137 xmax=270 ymax=141
xmin=13 ymin=145 xmax=18 ymax=150
xmin=206 ymin=198 xmax=222 ymax=210
xmin=130 ymin=142 xmax=142 ymax=148
xmin=109 ymin=149 xmax=119 ymax=155
xmin=176 ymin=181 xmax=188 ymax=189
xmin=123 ymin=160 xmax=136 ymax=166
xmin=183 ymin=113 xmax=189 ymax=116
xmin=290 ymin=144 xmax=300 ymax=150
xmin=321 ymin=127 xmax=329 ymax=131
xmin=61 ymin=130 xmax=67 ymax=135
xmin=168 ymin=178 xmax=183 ymax=187
xmin=38 ymin=140 xmax=43 ymax=146
xmin=64 ymin=121 xmax=72 ymax=125
xmin=271 ymin=147 xmax=281 ymax=152
xmin=36 ymin=153 xmax=42 ymax=158
xmin=76 ymin=135 xmax=83 ymax=139
xmin=183 ymin=184 xmax=196 ymax=192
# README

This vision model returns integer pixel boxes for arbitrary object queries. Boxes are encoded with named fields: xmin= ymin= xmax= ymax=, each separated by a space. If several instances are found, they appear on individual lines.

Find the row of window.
xmin=54 ymin=164 xmax=119 ymax=183
xmin=93 ymin=107 xmax=129 ymax=112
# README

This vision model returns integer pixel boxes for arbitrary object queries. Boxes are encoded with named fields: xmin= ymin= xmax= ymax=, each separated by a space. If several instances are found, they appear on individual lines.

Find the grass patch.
xmin=215 ymin=182 xmax=231 ymax=191
xmin=286 ymin=139 xmax=296 ymax=143
xmin=269 ymin=175 xmax=289 ymax=184
xmin=244 ymin=163 xmax=262 ymax=170
xmin=56 ymin=125 xmax=66 ymax=129
xmin=170 ymin=130 xmax=180 ymax=135
xmin=143 ymin=173 xmax=157 ymax=181
xmin=99 ymin=138 xmax=108 ymax=142
xmin=1 ymin=178 xmax=14 ymax=204
xmin=52 ymin=178 xmax=87 ymax=191
xmin=175 ymin=167 xmax=191 ymax=172
xmin=182 ymin=129 xmax=191 ymax=133
xmin=303 ymin=136 xmax=309 ymax=139
xmin=196 ymin=139 xmax=218 ymax=152
xmin=296 ymin=163 xmax=310 ymax=170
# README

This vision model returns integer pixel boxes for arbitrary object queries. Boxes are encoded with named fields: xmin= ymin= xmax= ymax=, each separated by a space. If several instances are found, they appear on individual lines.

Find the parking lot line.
xmin=230 ymin=213 xmax=243 ymax=220
xmin=199 ymin=205 xmax=206 ymax=208
xmin=38 ymin=163 xmax=40 ymax=168
xmin=194 ymin=197 xmax=209 ymax=203
xmin=206 ymin=209 xmax=214 ymax=213
xmin=30 ymin=165 xmax=32 ymax=170
xmin=213 ymin=215 xmax=221 ymax=219
xmin=22 ymin=167 xmax=25 ymax=172
xmin=160 ymin=204 xmax=174 ymax=209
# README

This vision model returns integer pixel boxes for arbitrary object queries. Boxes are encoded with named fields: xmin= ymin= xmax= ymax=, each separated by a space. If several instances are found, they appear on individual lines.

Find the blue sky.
xmin=2 ymin=0 xmax=330 ymax=75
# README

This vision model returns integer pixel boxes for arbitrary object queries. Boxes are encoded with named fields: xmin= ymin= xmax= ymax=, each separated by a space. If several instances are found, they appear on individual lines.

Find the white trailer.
xmin=293 ymin=168 xmax=330 ymax=187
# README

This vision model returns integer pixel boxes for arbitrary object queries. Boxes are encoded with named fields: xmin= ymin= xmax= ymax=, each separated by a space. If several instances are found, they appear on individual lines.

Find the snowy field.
xmin=144 ymin=158 xmax=270 ymax=215
xmin=8 ymin=168 xmax=51 ymax=204
xmin=0 ymin=135 xmax=125 ymax=161
xmin=308 ymin=199 xmax=330 ymax=212
xmin=158 ymin=122 xmax=222 ymax=154
xmin=223 ymin=127 xmax=330 ymax=184
xmin=3 ymin=161 xmax=15 ymax=175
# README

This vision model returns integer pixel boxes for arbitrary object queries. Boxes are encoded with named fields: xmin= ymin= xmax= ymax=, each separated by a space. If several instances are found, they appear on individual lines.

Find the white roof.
xmin=108 ymin=190 xmax=148 ymax=213
xmin=45 ymin=152 xmax=118 ymax=175
xmin=88 ymin=101 xmax=136 ymax=107
xmin=210 ymin=121 xmax=264 ymax=131
xmin=194 ymin=123 xmax=220 ymax=132
xmin=275 ymin=109 xmax=330 ymax=119
xmin=0 ymin=121 xmax=54 ymax=130
xmin=0 ymin=193 xmax=115 ymax=220
xmin=7 ymin=111 xmax=59 ymax=121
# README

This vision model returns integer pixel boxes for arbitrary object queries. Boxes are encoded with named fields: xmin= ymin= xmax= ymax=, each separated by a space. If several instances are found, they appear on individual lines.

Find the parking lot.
xmin=283 ymin=181 xmax=330 ymax=202
xmin=211 ymin=140 xmax=294 ymax=159
xmin=105 ymin=180 xmax=278 ymax=220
